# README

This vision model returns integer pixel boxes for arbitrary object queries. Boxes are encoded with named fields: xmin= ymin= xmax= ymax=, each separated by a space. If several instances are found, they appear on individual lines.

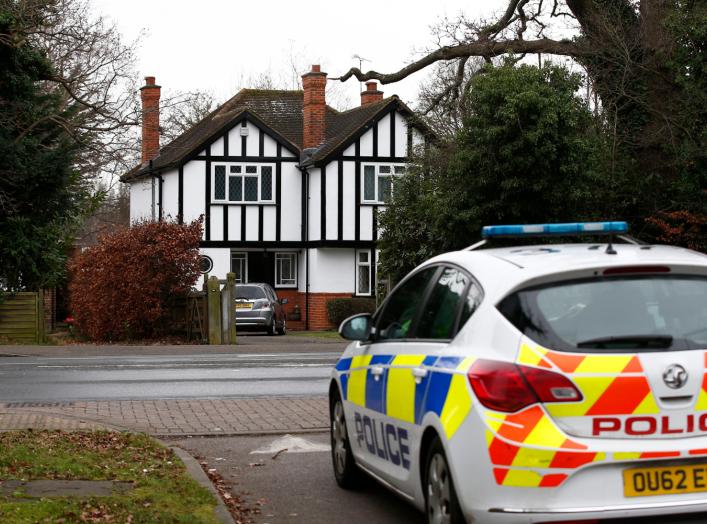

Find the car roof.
xmin=423 ymin=243 xmax=707 ymax=300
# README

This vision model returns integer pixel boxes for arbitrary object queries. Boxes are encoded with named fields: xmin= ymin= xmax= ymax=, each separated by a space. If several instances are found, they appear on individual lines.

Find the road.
xmin=0 ymin=351 xmax=339 ymax=402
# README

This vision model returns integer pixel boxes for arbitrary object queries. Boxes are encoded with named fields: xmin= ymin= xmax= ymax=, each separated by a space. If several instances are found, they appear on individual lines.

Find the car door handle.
xmin=412 ymin=367 xmax=428 ymax=384
xmin=370 ymin=365 xmax=384 ymax=380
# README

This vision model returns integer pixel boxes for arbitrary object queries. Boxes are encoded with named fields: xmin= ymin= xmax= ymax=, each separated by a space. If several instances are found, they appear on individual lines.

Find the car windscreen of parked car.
xmin=499 ymin=275 xmax=707 ymax=352
xmin=236 ymin=285 xmax=267 ymax=300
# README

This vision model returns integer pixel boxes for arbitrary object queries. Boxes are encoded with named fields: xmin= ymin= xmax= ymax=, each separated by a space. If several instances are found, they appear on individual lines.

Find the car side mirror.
xmin=339 ymin=313 xmax=373 ymax=341
xmin=280 ymin=298 xmax=289 ymax=305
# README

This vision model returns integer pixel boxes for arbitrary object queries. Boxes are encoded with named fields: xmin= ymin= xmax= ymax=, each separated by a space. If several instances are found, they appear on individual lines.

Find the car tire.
xmin=277 ymin=319 xmax=286 ymax=336
xmin=330 ymin=388 xmax=362 ymax=489
xmin=266 ymin=321 xmax=276 ymax=336
xmin=425 ymin=437 xmax=464 ymax=524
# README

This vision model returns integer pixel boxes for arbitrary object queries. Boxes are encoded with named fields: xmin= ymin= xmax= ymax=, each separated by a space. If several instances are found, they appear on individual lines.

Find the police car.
xmin=329 ymin=222 xmax=707 ymax=523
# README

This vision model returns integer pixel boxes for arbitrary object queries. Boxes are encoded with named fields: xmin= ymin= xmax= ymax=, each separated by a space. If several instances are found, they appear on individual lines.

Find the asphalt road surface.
xmin=0 ymin=350 xmax=339 ymax=402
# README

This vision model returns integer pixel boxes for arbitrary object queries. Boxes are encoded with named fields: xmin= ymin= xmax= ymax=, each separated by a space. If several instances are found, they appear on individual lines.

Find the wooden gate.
xmin=0 ymin=292 xmax=45 ymax=343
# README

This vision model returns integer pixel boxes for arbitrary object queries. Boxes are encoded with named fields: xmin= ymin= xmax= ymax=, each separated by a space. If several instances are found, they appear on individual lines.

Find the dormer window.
xmin=362 ymin=164 xmax=406 ymax=204
xmin=213 ymin=164 xmax=274 ymax=203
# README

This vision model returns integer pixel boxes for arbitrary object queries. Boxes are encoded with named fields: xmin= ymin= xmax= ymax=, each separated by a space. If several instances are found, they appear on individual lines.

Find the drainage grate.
xmin=2 ymin=401 xmax=75 ymax=408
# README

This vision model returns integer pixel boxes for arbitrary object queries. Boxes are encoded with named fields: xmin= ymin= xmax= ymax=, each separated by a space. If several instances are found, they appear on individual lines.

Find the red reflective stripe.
xmin=560 ymin=437 xmax=588 ymax=450
xmin=488 ymin=438 xmax=520 ymax=465
xmin=496 ymin=406 xmax=545 ymax=442
xmin=539 ymin=473 xmax=568 ymax=487
xmin=543 ymin=352 xmax=584 ymax=373
xmin=622 ymin=356 xmax=643 ymax=373
xmin=689 ymin=449 xmax=707 ymax=456
xmin=493 ymin=468 xmax=509 ymax=485
xmin=640 ymin=451 xmax=681 ymax=459
xmin=585 ymin=376 xmax=650 ymax=415
xmin=550 ymin=451 xmax=597 ymax=468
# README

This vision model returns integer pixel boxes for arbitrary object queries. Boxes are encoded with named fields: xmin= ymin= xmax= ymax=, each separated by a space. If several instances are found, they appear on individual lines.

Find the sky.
xmin=90 ymin=0 xmax=510 ymax=110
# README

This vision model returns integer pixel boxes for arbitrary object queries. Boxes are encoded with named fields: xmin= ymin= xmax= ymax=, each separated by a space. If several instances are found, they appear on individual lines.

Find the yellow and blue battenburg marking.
xmin=335 ymin=354 xmax=475 ymax=440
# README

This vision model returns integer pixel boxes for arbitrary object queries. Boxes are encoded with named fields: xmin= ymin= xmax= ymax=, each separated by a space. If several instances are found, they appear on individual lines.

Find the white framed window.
xmin=356 ymin=249 xmax=372 ymax=295
xmin=231 ymin=252 xmax=247 ymax=283
xmin=362 ymin=164 xmax=406 ymax=204
xmin=275 ymin=253 xmax=297 ymax=288
xmin=213 ymin=164 xmax=275 ymax=203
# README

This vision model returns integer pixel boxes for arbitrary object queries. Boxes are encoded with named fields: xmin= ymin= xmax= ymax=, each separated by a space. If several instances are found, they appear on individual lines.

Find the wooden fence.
xmin=0 ymin=292 xmax=45 ymax=343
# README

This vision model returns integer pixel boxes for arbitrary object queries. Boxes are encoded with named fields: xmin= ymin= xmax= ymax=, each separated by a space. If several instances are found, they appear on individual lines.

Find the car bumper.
xmin=235 ymin=309 xmax=273 ymax=329
xmin=447 ymin=406 xmax=707 ymax=523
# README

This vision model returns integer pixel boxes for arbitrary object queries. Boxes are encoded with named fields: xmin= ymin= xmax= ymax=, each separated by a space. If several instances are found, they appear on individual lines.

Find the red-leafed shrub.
xmin=69 ymin=219 xmax=203 ymax=341
xmin=645 ymin=211 xmax=707 ymax=254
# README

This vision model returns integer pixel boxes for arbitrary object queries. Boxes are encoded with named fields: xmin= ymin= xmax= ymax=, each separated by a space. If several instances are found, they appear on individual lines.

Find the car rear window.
xmin=498 ymin=275 xmax=707 ymax=352
xmin=236 ymin=286 xmax=266 ymax=300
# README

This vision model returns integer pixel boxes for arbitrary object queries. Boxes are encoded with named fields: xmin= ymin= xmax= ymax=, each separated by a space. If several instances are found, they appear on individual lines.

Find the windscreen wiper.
xmin=576 ymin=335 xmax=673 ymax=349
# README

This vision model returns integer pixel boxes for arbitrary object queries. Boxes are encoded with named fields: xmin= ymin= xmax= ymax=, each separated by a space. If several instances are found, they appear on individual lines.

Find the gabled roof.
xmin=122 ymin=88 xmax=432 ymax=182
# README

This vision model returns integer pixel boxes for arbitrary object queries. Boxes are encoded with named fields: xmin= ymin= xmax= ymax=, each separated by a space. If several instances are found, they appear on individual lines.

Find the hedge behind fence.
xmin=326 ymin=297 xmax=377 ymax=328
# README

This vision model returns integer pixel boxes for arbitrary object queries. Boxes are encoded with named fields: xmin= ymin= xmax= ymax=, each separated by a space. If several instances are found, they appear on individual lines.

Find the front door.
xmin=246 ymin=252 xmax=275 ymax=287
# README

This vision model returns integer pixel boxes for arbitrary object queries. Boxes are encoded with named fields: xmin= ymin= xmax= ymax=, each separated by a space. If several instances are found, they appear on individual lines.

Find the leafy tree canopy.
xmin=379 ymin=62 xmax=606 ymax=283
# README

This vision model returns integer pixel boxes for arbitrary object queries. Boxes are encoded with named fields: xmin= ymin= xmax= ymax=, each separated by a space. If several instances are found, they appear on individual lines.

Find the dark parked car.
xmin=235 ymin=283 xmax=288 ymax=335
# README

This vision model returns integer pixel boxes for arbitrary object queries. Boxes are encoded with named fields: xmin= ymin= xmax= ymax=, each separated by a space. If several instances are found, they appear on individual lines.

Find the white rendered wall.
xmin=280 ymin=163 xmax=301 ymax=241
xmin=182 ymin=160 xmax=205 ymax=227
xmin=308 ymin=168 xmax=321 ymax=241
xmin=342 ymin=143 xmax=355 ymax=157
xmin=395 ymin=111 xmax=408 ymax=157
xmin=227 ymin=207 xmax=240 ymax=241
xmin=161 ymin=169 xmax=179 ymax=220
xmin=359 ymin=206 xmax=373 ymax=241
xmin=262 ymin=206 xmax=276 ymax=241
xmin=210 ymin=136 xmax=224 ymax=156
xmin=359 ymin=128 xmax=373 ymax=156
xmin=324 ymin=161 xmax=338 ymax=240
xmin=342 ymin=161 xmax=356 ymax=240
xmin=210 ymin=206 xmax=224 ymax=241
xmin=129 ymin=178 xmax=153 ymax=223
xmin=200 ymin=247 xmax=230 ymax=281
xmin=245 ymin=206 xmax=259 ymax=241
xmin=377 ymin=113 xmax=391 ymax=157
xmin=263 ymin=133 xmax=277 ymax=156
xmin=308 ymin=248 xmax=356 ymax=293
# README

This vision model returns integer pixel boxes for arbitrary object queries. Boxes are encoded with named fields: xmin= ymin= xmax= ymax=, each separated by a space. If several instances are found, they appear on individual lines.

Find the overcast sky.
xmin=91 ymin=0 xmax=509 ymax=110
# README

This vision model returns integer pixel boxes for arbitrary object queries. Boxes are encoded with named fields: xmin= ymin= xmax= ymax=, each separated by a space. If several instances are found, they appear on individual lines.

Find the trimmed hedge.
xmin=326 ymin=297 xmax=377 ymax=328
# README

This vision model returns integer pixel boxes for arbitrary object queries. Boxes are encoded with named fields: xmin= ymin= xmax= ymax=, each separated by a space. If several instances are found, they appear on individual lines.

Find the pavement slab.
xmin=0 ymin=396 xmax=329 ymax=436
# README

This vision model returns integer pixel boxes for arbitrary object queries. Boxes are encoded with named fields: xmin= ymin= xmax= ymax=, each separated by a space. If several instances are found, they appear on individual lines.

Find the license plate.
xmin=235 ymin=303 xmax=253 ymax=310
xmin=623 ymin=464 xmax=707 ymax=497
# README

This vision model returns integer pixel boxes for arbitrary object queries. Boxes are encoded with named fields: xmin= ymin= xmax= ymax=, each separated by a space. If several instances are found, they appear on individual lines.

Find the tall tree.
xmin=378 ymin=62 xmax=605 ymax=284
xmin=338 ymin=0 xmax=706 ymax=239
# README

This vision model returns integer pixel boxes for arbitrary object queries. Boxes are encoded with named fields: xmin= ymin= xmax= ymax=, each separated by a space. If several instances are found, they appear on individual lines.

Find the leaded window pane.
xmin=363 ymin=166 xmax=375 ymax=201
xmin=379 ymin=165 xmax=391 ymax=174
xmin=358 ymin=265 xmax=370 ymax=295
xmin=244 ymin=177 xmax=258 ymax=201
xmin=231 ymin=166 xmax=241 ymax=173
xmin=229 ymin=176 xmax=242 ymax=201
xmin=378 ymin=175 xmax=392 ymax=202
xmin=245 ymin=165 xmax=257 ymax=174
xmin=261 ymin=166 xmax=273 ymax=201
xmin=215 ymin=166 xmax=226 ymax=200
xmin=394 ymin=166 xmax=406 ymax=174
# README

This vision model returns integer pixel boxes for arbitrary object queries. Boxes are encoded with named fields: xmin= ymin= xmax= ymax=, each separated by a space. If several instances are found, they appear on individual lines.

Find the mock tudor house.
xmin=122 ymin=65 xmax=430 ymax=330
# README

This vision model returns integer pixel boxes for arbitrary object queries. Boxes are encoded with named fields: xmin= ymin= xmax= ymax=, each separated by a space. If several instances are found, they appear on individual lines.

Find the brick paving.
xmin=0 ymin=396 xmax=329 ymax=436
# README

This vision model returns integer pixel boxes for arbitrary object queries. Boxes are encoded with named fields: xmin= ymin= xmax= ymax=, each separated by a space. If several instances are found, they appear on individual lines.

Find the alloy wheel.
xmin=427 ymin=453 xmax=452 ymax=524
xmin=332 ymin=400 xmax=348 ymax=474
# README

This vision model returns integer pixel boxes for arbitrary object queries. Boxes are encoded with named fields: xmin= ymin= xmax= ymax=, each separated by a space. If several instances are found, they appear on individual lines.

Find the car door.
xmin=343 ymin=265 xmax=439 ymax=480
xmin=380 ymin=265 xmax=476 ymax=494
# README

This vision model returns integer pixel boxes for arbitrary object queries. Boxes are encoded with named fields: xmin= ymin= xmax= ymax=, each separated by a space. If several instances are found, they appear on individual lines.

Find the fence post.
xmin=207 ymin=276 xmax=222 ymax=345
xmin=226 ymin=272 xmax=237 ymax=344
xmin=36 ymin=290 xmax=45 ymax=343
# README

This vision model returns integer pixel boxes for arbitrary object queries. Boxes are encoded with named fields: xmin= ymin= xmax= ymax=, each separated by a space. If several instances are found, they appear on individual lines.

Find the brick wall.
xmin=276 ymin=290 xmax=354 ymax=331
xmin=140 ymin=76 xmax=161 ymax=163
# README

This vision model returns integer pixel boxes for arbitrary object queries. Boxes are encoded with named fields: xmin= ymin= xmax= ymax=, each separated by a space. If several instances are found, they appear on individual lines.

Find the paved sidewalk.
xmin=0 ymin=396 xmax=329 ymax=437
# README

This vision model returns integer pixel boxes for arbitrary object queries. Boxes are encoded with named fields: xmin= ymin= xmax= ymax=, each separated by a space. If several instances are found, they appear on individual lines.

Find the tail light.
xmin=468 ymin=359 xmax=583 ymax=413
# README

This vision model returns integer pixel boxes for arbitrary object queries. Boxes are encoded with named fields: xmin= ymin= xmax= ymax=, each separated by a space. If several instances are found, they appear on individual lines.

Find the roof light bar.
xmin=481 ymin=221 xmax=628 ymax=239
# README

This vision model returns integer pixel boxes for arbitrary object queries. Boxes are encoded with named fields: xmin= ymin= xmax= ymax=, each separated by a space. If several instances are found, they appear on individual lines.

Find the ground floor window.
xmin=275 ymin=253 xmax=297 ymax=287
xmin=356 ymin=249 xmax=371 ymax=295
xmin=231 ymin=252 xmax=247 ymax=283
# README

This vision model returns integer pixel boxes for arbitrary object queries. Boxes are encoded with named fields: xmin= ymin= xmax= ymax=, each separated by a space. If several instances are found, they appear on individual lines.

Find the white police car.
xmin=329 ymin=222 xmax=707 ymax=523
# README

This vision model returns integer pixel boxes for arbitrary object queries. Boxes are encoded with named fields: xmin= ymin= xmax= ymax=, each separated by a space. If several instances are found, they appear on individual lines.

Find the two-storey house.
xmin=122 ymin=65 xmax=430 ymax=329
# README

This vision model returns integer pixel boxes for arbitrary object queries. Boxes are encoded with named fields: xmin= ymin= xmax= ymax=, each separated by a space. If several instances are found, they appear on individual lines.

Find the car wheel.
xmin=425 ymin=437 xmax=464 ymax=524
xmin=277 ymin=319 xmax=286 ymax=336
xmin=330 ymin=389 xmax=361 ymax=489
xmin=266 ymin=321 xmax=276 ymax=336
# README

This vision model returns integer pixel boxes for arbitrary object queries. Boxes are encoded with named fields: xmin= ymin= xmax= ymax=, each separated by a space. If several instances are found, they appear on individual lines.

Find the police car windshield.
xmin=498 ymin=275 xmax=707 ymax=352
xmin=236 ymin=285 xmax=267 ymax=300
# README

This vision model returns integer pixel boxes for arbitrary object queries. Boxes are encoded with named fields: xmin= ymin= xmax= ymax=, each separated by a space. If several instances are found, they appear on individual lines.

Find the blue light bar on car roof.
xmin=481 ymin=221 xmax=629 ymax=238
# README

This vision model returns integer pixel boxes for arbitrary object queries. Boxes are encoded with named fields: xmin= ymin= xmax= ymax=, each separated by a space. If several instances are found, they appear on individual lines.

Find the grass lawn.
xmin=289 ymin=330 xmax=342 ymax=340
xmin=0 ymin=430 xmax=220 ymax=523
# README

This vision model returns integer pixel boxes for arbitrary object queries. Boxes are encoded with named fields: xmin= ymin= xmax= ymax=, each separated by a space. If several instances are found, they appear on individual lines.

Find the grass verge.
xmin=0 ymin=430 xmax=220 ymax=523
xmin=288 ymin=330 xmax=342 ymax=340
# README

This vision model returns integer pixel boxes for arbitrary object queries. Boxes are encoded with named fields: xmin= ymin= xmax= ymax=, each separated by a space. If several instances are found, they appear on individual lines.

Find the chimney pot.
xmin=145 ymin=76 xmax=156 ymax=86
xmin=366 ymin=81 xmax=377 ymax=91
xmin=360 ymin=81 xmax=384 ymax=106
xmin=311 ymin=64 xmax=321 ymax=73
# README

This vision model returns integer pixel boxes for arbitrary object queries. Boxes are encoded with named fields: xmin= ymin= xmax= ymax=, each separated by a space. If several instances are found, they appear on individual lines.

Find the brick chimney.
xmin=361 ymin=81 xmax=383 ymax=106
xmin=302 ymin=65 xmax=327 ymax=149
xmin=140 ymin=76 xmax=161 ymax=164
